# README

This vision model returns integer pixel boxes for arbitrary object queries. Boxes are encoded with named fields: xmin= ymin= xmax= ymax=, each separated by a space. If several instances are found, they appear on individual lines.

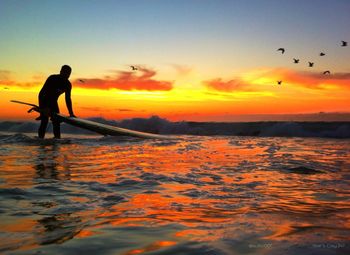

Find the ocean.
xmin=0 ymin=121 xmax=350 ymax=254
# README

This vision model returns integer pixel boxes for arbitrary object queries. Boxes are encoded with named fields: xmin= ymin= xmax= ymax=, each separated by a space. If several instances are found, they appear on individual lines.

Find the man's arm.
xmin=65 ymin=85 xmax=76 ymax=117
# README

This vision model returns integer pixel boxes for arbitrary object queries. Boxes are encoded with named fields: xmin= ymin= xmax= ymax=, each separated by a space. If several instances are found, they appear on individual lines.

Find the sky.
xmin=0 ymin=0 xmax=349 ymax=121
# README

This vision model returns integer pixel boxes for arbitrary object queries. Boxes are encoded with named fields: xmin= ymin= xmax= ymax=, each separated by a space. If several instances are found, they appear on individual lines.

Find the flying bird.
xmin=341 ymin=41 xmax=347 ymax=47
xmin=319 ymin=52 xmax=326 ymax=56
xmin=3 ymin=87 xmax=9 ymax=90
xmin=79 ymin=79 xmax=85 ymax=83
xmin=277 ymin=81 xmax=282 ymax=85
xmin=323 ymin=71 xmax=331 ymax=75
xmin=130 ymin=66 xmax=138 ymax=71
xmin=308 ymin=62 xmax=314 ymax=67
xmin=293 ymin=58 xmax=300 ymax=63
xmin=277 ymin=48 xmax=285 ymax=54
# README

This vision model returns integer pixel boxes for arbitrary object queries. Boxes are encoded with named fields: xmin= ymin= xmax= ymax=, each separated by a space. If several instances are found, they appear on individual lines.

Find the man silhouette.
xmin=38 ymin=65 xmax=76 ymax=138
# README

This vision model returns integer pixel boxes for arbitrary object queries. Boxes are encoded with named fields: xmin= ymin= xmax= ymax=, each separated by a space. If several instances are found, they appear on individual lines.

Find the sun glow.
xmin=1 ymin=65 xmax=350 ymax=121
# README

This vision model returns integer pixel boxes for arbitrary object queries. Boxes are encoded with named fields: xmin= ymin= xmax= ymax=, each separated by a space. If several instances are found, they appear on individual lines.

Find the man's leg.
xmin=51 ymin=112 xmax=61 ymax=139
xmin=38 ymin=116 xmax=49 ymax=138
xmin=51 ymin=102 xmax=61 ymax=139
xmin=52 ymin=118 xmax=61 ymax=139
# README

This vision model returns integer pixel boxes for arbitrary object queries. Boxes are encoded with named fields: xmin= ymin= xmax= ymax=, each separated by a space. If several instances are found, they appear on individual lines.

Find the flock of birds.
xmin=79 ymin=42 xmax=348 ymax=86
xmin=3 ymin=42 xmax=348 ymax=88
xmin=276 ymin=40 xmax=347 ymax=85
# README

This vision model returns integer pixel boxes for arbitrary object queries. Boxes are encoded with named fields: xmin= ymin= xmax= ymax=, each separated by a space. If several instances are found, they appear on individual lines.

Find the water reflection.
xmin=0 ymin=136 xmax=349 ymax=254
xmin=32 ymin=144 xmax=82 ymax=248
xmin=34 ymin=143 xmax=71 ymax=182
xmin=37 ymin=213 xmax=84 ymax=245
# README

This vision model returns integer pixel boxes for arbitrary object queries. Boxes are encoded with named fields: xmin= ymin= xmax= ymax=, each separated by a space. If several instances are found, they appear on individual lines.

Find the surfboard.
xmin=11 ymin=100 xmax=173 ymax=139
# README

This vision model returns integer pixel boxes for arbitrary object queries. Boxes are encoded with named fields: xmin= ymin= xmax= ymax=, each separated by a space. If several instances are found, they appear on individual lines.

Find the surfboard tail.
xmin=11 ymin=100 xmax=48 ymax=119
xmin=11 ymin=100 xmax=38 ymax=108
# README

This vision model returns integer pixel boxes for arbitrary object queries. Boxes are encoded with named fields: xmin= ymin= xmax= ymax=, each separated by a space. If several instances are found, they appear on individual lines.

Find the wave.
xmin=1 ymin=116 xmax=349 ymax=138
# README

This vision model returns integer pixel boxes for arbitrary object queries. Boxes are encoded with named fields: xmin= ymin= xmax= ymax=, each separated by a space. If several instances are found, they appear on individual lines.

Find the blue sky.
xmin=1 ymin=0 xmax=349 ymax=78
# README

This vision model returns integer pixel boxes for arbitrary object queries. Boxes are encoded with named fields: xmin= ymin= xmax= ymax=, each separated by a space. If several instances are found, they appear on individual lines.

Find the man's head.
xmin=60 ymin=65 xmax=72 ymax=79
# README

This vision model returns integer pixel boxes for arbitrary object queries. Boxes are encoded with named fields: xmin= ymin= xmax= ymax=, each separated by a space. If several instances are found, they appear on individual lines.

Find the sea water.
xmin=0 ymin=133 xmax=349 ymax=254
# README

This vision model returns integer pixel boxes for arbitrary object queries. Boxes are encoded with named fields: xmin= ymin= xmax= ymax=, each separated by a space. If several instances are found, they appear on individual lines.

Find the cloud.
xmin=310 ymin=72 xmax=350 ymax=80
xmin=79 ymin=105 xmax=145 ymax=113
xmin=0 ymin=70 xmax=11 ymax=79
xmin=204 ymin=78 xmax=250 ymax=92
xmin=118 ymin=108 xmax=134 ymax=112
xmin=79 ymin=106 xmax=108 ymax=112
xmin=263 ymin=68 xmax=350 ymax=89
xmin=0 ymin=70 xmax=16 ymax=86
xmin=203 ymin=68 xmax=350 ymax=93
xmin=0 ymin=70 xmax=43 ymax=88
xmin=170 ymin=64 xmax=193 ymax=76
xmin=74 ymin=66 xmax=173 ymax=91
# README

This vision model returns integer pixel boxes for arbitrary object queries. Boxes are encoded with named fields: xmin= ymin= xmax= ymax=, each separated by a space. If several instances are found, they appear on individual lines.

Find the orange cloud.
xmin=74 ymin=66 xmax=173 ymax=91
xmin=203 ymin=77 xmax=254 ymax=92
xmin=0 ymin=70 xmax=43 ymax=88
xmin=263 ymin=68 xmax=350 ymax=89
xmin=206 ymin=68 xmax=350 ymax=93
xmin=79 ymin=106 xmax=138 ymax=112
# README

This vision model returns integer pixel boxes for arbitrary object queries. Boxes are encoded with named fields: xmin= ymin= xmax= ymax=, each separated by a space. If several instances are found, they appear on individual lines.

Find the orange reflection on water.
xmin=174 ymin=228 xmax=221 ymax=242
xmin=1 ymin=136 xmax=350 ymax=253
xmin=76 ymin=229 xmax=101 ymax=238
xmin=124 ymin=240 xmax=177 ymax=255
xmin=0 ymin=218 xmax=36 ymax=232
xmin=0 ymin=218 xmax=39 ymax=252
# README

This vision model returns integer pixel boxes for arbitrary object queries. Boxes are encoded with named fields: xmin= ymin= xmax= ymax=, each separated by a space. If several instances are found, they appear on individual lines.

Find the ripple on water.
xmin=0 ymin=136 xmax=349 ymax=254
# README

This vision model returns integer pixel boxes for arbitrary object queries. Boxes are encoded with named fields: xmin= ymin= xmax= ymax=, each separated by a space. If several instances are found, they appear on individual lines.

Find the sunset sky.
xmin=1 ymin=0 xmax=349 ymax=121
